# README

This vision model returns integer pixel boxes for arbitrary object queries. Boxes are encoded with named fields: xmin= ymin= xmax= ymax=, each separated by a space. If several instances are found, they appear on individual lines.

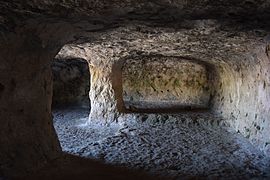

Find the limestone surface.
xmin=122 ymin=56 xmax=211 ymax=110
xmin=1 ymin=0 xmax=270 ymax=178
xmin=56 ymin=19 xmax=270 ymax=156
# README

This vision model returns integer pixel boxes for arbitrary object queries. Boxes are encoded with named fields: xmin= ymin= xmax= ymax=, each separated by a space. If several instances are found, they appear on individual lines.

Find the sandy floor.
xmin=52 ymin=107 xmax=270 ymax=179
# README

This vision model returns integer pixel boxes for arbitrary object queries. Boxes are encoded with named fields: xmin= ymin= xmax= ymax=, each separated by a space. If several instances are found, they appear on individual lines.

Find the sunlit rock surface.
xmin=56 ymin=20 xmax=270 ymax=157
xmin=122 ymin=56 xmax=211 ymax=110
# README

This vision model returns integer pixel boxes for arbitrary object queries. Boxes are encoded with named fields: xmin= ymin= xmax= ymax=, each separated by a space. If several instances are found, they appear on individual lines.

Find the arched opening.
xmin=51 ymin=58 xmax=90 ymax=108
xmin=51 ymin=54 xmax=92 ymax=153
xmin=49 ymin=44 xmax=270 ymax=179
xmin=121 ymin=55 xmax=213 ymax=113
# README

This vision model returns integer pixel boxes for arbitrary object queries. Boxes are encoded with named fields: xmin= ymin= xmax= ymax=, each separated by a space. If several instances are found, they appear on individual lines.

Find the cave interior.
xmin=1 ymin=1 xmax=270 ymax=179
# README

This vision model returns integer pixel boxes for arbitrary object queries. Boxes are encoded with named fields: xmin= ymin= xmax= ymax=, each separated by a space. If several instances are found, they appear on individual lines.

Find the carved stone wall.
xmin=122 ymin=56 xmax=211 ymax=110
xmin=1 ymin=0 xmax=270 ymax=177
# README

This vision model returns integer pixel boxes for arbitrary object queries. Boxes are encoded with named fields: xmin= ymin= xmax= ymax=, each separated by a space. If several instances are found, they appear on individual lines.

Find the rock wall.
xmin=0 ymin=18 xmax=79 ymax=177
xmin=210 ymin=45 xmax=270 ymax=155
xmin=1 ymin=0 xmax=270 ymax=178
xmin=122 ymin=56 xmax=211 ymax=110
xmin=0 ymin=32 xmax=62 ymax=177
xmin=52 ymin=58 xmax=90 ymax=107
xmin=2 ymin=0 xmax=270 ymax=19
xmin=55 ymin=20 xmax=270 ymax=156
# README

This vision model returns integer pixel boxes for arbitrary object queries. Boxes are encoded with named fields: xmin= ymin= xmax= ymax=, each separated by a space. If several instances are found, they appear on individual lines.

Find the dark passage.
xmin=52 ymin=58 xmax=90 ymax=108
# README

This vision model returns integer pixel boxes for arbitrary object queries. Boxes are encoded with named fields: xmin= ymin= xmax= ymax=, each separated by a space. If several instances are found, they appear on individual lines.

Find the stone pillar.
xmin=55 ymin=44 xmax=125 ymax=124
xmin=88 ymin=63 xmax=121 ymax=124
xmin=0 ymin=32 xmax=61 ymax=177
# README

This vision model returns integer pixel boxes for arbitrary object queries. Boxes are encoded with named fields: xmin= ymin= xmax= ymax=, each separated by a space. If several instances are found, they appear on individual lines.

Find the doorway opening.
xmin=121 ymin=56 xmax=213 ymax=113
xmin=51 ymin=57 xmax=91 ymax=153
xmin=51 ymin=58 xmax=90 ymax=109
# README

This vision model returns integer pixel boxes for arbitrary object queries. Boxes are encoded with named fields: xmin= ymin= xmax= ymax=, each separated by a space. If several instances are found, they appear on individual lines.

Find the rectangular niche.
xmin=122 ymin=56 xmax=212 ymax=112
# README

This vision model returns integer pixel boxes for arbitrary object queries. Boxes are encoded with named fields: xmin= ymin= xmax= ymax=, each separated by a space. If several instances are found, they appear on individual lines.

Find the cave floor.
xmin=52 ymin=107 xmax=270 ymax=179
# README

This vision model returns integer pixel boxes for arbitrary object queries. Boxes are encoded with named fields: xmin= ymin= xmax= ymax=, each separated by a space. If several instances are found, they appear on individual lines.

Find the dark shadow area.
xmin=2 ymin=0 xmax=270 ymax=40
xmin=51 ymin=58 xmax=90 ymax=109
xmin=124 ymin=106 xmax=209 ymax=114
xmin=15 ymin=153 xmax=165 ymax=180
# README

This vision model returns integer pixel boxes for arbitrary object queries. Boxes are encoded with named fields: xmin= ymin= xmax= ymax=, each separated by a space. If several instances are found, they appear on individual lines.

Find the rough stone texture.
xmin=0 ymin=32 xmax=62 ymax=177
xmin=1 ymin=0 xmax=270 ymax=178
xmin=55 ymin=19 xmax=270 ymax=157
xmin=122 ymin=56 xmax=211 ymax=110
xmin=53 ymin=17 xmax=269 ymax=158
xmin=0 ymin=18 xmax=79 ymax=177
xmin=52 ymin=58 xmax=90 ymax=107
xmin=53 ymin=107 xmax=270 ymax=179
xmin=1 ymin=0 xmax=270 ymax=19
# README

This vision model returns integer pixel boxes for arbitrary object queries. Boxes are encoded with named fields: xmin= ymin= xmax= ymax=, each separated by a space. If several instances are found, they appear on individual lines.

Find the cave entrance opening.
xmin=51 ymin=57 xmax=92 ymax=153
xmin=121 ymin=56 xmax=214 ymax=113
xmin=51 ymin=58 xmax=91 ymax=109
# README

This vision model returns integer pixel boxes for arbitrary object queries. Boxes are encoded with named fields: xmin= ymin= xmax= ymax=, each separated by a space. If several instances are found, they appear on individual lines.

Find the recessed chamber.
xmin=122 ymin=56 xmax=213 ymax=112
